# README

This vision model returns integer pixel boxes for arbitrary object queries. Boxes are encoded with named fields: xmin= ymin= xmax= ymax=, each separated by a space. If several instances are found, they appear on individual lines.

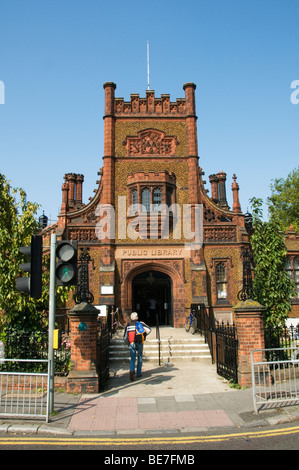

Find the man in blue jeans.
xmin=125 ymin=312 xmax=150 ymax=381
xmin=130 ymin=341 xmax=143 ymax=380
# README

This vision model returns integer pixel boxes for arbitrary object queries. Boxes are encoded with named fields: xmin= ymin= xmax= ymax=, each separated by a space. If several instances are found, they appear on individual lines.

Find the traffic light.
xmin=56 ymin=241 xmax=78 ymax=286
xmin=16 ymin=235 xmax=43 ymax=299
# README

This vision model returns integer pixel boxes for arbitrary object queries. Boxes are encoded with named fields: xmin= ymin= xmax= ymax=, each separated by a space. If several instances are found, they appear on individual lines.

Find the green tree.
xmin=0 ymin=174 xmax=71 ymax=330
xmin=249 ymin=197 xmax=294 ymax=327
xmin=0 ymin=174 xmax=40 ymax=325
xmin=268 ymin=167 xmax=299 ymax=232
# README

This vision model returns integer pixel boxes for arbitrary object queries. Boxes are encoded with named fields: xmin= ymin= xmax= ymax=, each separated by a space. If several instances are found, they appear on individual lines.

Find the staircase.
xmin=109 ymin=327 xmax=212 ymax=364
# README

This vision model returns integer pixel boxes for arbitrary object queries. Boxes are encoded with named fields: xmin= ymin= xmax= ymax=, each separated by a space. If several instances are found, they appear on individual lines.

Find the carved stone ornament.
xmin=203 ymin=203 xmax=232 ymax=224
xmin=120 ymin=258 xmax=185 ymax=284
xmin=123 ymin=129 xmax=179 ymax=156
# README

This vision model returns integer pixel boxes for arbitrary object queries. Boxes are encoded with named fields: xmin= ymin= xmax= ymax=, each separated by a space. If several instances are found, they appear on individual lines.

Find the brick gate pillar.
xmin=67 ymin=302 xmax=99 ymax=393
xmin=233 ymin=299 xmax=266 ymax=388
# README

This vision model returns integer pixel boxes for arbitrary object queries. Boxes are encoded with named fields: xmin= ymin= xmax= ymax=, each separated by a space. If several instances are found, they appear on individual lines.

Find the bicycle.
xmin=185 ymin=308 xmax=197 ymax=335
xmin=111 ymin=308 xmax=125 ymax=337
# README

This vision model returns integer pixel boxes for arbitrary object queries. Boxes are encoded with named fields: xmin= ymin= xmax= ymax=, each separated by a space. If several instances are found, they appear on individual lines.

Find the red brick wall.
xmin=68 ymin=315 xmax=98 ymax=371
xmin=234 ymin=301 xmax=266 ymax=387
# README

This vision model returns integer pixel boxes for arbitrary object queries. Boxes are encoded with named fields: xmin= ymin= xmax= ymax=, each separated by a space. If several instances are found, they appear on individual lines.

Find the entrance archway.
xmin=122 ymin=259 xmax=186 ymax=327
xmin=132 ymin=270 xmax=172 ymax=326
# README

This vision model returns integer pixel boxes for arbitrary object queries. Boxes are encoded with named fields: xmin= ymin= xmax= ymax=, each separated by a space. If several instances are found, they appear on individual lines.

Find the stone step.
xmin=111 ymin=341 xmax=210 ymax=347
xmin=109 ymin=334 xmax=212 ymax=363
xmin=109 ymin=356 xmax=212 ymax=363
xmin=109 ymin=340 xmax=209 ymax=351
xmin=109 ymin=350 xmax=211 ymax=358
xmin=110 ymin=344 xmax=211 ymax=354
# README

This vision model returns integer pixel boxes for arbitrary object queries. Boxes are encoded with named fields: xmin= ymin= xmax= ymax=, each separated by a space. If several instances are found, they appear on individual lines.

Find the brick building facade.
xmin=42 ymin=82 xmax=299 ymax=327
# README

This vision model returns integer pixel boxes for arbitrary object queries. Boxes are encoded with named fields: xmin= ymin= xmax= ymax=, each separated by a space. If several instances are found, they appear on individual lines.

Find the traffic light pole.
xmin=48 ymin=233 xmax=57 ymax=415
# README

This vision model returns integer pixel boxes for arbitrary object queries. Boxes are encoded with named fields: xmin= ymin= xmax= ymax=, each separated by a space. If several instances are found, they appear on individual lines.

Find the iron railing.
xmin=215 ymin=322 xmax=238 ymax=383
xmin=0 ymin=329 xmax=70 ymax=375
xmin=192 ymin=304 xmax=215 ymax=363
xmin=0 ymin=359 xmax=50 ymax=422
xmin=264 ymin=324 xmax=299 ymax=362
xmin=251 ymin=347 xmax=299 ymax=413
xmin=192 ymin=304 xmax=238 ymax=383
xmin=96 ymin=321 xmax=110 ymax=391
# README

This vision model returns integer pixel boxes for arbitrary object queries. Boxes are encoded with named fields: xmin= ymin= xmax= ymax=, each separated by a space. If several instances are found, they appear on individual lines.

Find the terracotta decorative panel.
xmin=123 ymin=129 xmax=179 ymax=156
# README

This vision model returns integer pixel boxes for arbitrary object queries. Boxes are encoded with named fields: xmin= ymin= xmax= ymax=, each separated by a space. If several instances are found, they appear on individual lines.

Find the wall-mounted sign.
xmin=101 ymin=285 xmax=114 ymax=295
xmin=95 ymin=305 xmax=107 ymax=317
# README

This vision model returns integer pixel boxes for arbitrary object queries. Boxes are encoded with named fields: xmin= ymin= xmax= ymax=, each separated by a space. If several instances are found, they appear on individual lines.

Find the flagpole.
xmin=147 ymin=40 xmax=150 ymax=90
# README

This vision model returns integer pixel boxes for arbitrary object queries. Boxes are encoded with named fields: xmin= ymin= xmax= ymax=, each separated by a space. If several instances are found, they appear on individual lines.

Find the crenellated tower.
xmin=44 ymin=82 xmax=249 ymax=327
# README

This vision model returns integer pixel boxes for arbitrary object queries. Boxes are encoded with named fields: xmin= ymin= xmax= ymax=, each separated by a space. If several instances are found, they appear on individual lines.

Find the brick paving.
xmin=68 ymin=395 xmax=234 ymax=432
xmin=68 ymin=359 xmax=238 ymax=433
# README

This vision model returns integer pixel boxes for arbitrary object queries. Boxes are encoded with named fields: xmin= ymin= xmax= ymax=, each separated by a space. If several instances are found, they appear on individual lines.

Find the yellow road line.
xmin=1 ymin=425 xmax=299 ymax=446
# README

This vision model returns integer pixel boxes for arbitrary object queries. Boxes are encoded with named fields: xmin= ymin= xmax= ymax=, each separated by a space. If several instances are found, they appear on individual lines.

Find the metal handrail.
xmin=156 ymin=314 xmax=161 ymax=366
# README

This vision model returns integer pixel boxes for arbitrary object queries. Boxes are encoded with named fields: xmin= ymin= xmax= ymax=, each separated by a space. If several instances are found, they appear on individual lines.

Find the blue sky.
xmin=0 ymin=0 xmax=298 ymax=223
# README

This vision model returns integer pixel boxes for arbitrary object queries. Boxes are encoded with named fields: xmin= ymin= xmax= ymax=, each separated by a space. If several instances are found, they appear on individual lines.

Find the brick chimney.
xmin=232 ymin=174 xmax=241 ymax=213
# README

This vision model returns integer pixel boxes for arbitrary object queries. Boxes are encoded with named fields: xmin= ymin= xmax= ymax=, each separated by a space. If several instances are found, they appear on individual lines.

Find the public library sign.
xmin=115 ymin=246 xmax=187 ymax=259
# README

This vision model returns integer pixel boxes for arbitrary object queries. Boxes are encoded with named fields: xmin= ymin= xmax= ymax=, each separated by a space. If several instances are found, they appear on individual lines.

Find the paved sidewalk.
xmin=69 ymin=361 xmax=237 ymax=433
xmin=1 ymin=360 xmax=299 ymax=436
xmin=68 ymin=395 xmax=234 ymax=434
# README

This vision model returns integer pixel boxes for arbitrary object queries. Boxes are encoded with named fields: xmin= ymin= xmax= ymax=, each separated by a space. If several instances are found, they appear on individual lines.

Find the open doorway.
xmin=132 ymin=270 xmax=172 ymax=326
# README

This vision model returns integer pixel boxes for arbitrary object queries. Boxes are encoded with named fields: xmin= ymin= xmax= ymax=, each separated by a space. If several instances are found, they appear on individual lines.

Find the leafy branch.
xmin=249 ymin=197 xmax=294 ymax=327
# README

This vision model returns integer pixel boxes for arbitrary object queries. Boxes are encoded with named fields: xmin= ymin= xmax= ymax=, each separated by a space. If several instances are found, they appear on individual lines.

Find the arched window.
xmin=141 ymin=188 xmax=150 ymax=212
xmin=153 ymin=188 xmax=162 ymax=212
xmin=216 ymin=263 xmax=227 ymax=300
xmin=166 ymin=188 xmax=173 ymax=207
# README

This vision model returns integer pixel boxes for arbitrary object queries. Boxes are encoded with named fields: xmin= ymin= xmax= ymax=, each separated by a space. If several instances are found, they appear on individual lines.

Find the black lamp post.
xmin=237 ymin=248 xmax=254 ymax=301
xmin=244 ymin=212 xmax=253 ymax=234
xmin=39 ymin=211 xmax=48 ymax=229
